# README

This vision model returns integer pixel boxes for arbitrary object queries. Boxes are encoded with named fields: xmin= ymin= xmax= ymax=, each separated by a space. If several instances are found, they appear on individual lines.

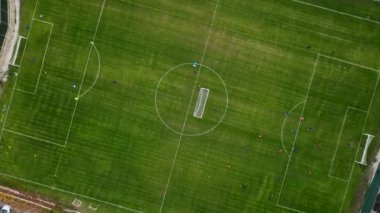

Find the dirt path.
xmin=0 ymin=0 xmax=20 ymax=82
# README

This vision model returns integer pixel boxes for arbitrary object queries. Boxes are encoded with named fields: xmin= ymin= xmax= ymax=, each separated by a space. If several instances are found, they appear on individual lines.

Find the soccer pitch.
xmin=1 ymin=0 xmax=380 ymax=212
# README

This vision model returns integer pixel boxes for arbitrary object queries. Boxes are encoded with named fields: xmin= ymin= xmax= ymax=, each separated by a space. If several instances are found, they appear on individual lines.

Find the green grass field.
xmin=1 ymin=0 xmax=380 ymax=212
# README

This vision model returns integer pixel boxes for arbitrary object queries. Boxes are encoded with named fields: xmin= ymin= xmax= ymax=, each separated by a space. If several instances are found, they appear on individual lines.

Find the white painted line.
xmin=78 ymin=42 xmax=101 ymax=98
xmin=280 ymin=100 xmax=305 ymax=157
xmin=277 ymin=54 xmax=319 ymax=208
xmin=54 ymin=150 xmax=63 ymax=177
xmin=320 ymin=54 xmax=380 ymax=73
xmin=92 ymin=0 xmax=106 ymax=42
xmin=328 ymin=107 xmax=349 ymax=177
xmin=32 ymin=18 xmax=53 ymax=26
xmin=328 ymin=174 xmax=348 ymax=182
xmin=3 ymin=129 xmax=64 ymax=147
xmin=15 ymin=88 xmax=35 ymax=95
xmin=10 ymin=64 xmax=20 ymax=67
xmin=159 ymin=1 xmax=220 ymax=212
xmin=0 ymin=172 xmax=144 ymax=213
xmin=55 ymin=0 xmax=107 ymax=175
xmin=277 ymin=204 xmax=305 ymax=213
xmin=292 ymin=0 xmax=380 ymax=25
xmin=329 ymin=106 xmax=367 ymax=178
xmin=339 ymin=72 xmax=380 ymax=212
xmin=65 ymin=45 xmax=93 ymax=144
xmin=347 ymin=106 xmax=367 ymax=113
xmin=155 ymin=63 xmax=228 ymax=136
xmin=33 ymin=22 xmax=53 ymax=94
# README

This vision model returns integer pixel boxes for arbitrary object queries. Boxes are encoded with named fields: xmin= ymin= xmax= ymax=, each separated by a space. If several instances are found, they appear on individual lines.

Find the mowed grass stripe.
xmin=42 ymin=0 xmax=223 ymax=211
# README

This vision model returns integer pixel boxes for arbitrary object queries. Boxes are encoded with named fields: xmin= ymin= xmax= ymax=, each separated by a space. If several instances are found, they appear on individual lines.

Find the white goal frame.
xmin=193 ymin=88 xmax=209 ymax=119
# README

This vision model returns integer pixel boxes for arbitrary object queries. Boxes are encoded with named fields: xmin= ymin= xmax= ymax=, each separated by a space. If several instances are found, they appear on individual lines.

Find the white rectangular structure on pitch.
xmin=193 ymin=88 xmax=209 ymax=119
xmin=357 ymin=133 xmax=375 ymax=165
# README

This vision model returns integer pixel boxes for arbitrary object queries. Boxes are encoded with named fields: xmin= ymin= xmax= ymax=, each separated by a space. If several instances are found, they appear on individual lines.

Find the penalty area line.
xmin=3 ymin=129 xmax=64 ymax=147
xmin=277 ymin=54 xmax=319 ymax=207
xmin=55 ymin=0 xmax=107 ymax=176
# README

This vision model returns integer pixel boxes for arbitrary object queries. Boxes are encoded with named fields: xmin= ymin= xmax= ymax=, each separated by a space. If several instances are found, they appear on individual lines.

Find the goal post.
xmin=193 ymin=88 xmax=209 ymax=119
xmin=357 ymin=133 xmax=375 ymax=165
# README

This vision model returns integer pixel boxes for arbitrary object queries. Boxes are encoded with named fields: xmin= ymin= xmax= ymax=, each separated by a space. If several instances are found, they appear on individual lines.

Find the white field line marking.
xmin=292 ymin=0 xmax=380 ymax=25
xmin=347 ymin=106 xmax=367 ymax=113
xmin=328 ymin=107 xmax=349 ymax=177
xmin=339 ymin=72 xmax=380 ymax=213
xmin=14 ymin=19 xmax=53 ymax=95
xmin=3 ymin=129 xmax=64 ymax=147
xmin=19 ymin=36 xmax=27 ymax=39
xmin=277 ymin=54 xmax=319 ymax=207
xmin=329 ymin=107 xmax=367 ymax=177
xmin=64 ymin=43 xmax=93 ymax=144
xmin=0 ymin=172 xmax=144 ymax=213
xmin=10 ymin=64 xmax=20 ymax=67
xmin=15 ymin=88 xmax=34 ymax=95
xmin=54 ymin=43 xmax=93 ymax=176
xmin=55 ymin=0 xmax=107 ymax=176
xmin=320 ymin=54 xmax=380 ymax=73
xmin=53 ymin=149 xmax=64 ymax=177
xmin=155 ymin=63 xmax=229 ymax=136
xmin=280 ymin=100 xmax=305 ymax=157
xmin=159 ymin=1 xmax=220 ymax=212
xmin=32 ymin=18 xmax=53 ymax=26
xmin=0 ymin=0 xmax=39 ymax=142
xmin=328 ymin=175 xmax=348 ymax=183
xmin=78 ymin=42 xmax=101 ymax=98
xmin=92 ymin=0 xmax=106 ymax=42
xmin=277 ymin=204 xmax=305 ymax=213
xmin=32 ymin=21 xmax=53 ymax=95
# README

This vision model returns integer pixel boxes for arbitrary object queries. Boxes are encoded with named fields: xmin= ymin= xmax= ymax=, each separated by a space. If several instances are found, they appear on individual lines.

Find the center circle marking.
xmin=154 ymin=63 xmax=228 ymax=136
